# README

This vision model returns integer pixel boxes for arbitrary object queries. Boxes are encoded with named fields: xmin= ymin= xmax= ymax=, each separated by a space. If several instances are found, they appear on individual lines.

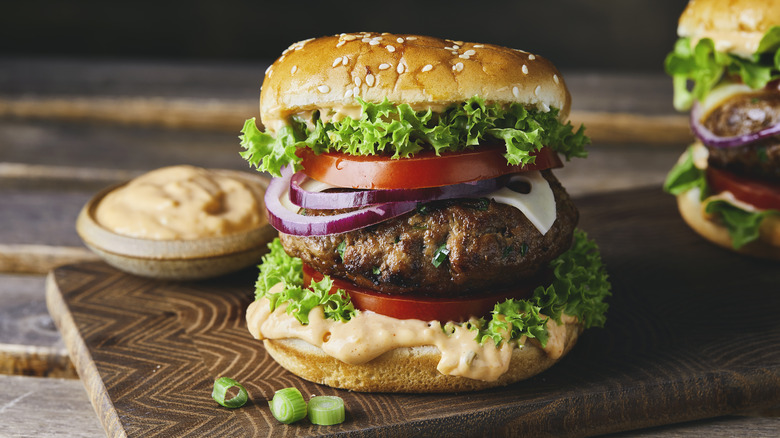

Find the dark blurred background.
xmin=1 ymin=0 xmax=687 ymax=72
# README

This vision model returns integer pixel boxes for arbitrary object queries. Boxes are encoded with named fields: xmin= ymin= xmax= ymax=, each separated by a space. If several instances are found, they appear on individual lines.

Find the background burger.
xmin=240 ymin=32 xmax=611 ymax=393
xmin=664 ymin=0 xmax=780 ymax=260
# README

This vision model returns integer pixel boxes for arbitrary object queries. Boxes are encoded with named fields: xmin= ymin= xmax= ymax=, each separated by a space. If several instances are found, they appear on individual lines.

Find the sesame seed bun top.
xmin=259 ymin=32 xmax=571 ymax=133
xmin=677 ymin=0 xmax=780 ymax=58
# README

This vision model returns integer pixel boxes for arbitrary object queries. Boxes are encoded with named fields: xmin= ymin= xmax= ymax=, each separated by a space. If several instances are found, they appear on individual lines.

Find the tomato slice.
xmin=707 ymin=167 xmax=780 ymax=210
xmin=298 ymin=146 xmax=563 ymax=190
xmin=303 ymin=264 xmax=541 ymax=322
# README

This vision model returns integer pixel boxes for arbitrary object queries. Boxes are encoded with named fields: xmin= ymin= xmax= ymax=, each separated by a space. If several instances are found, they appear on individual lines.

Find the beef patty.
xmin=703 ymin=90 xmax=780 ymax=181
xmin=280 ymin=170 xmax=578 ymax=297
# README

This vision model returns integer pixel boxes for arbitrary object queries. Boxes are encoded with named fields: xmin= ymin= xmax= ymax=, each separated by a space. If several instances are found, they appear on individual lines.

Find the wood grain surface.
xmin=45 ymin=187 xmax=780 ymax=437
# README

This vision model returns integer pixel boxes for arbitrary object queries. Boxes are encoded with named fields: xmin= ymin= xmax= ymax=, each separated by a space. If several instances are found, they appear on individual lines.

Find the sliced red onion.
xmin=264 ymin=166 xmax=418 ymax=236
xmin=289 ymin=171 xmax=506 ymax=209
xmin=691 ymin=101 xmax=780 ymax=148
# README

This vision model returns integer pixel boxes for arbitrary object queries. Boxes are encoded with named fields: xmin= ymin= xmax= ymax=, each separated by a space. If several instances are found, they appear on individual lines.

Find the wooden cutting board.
xmin=46 ymin=187 xmax=780 ymax=437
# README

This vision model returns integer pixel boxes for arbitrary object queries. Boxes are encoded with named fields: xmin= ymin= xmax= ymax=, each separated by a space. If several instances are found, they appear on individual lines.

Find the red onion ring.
xmin=289 ymin=171 xmax=506 ymax=209
xmin=264 ymin=166 xmax=418 ymax=236
xmin=691 ymin=101 xmax=780 ymax=148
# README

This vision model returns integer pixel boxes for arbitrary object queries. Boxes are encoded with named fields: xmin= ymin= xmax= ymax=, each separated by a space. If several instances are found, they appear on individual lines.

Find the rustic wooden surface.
xmin=46 ymin=188 xmax=780 ymax=437
xmin=2 ymin=57 xmax=778 ymax=436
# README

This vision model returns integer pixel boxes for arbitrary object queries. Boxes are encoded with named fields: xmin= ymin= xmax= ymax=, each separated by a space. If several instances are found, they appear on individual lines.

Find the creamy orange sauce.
xmin=95 ymin=165 xmax=265 ymax=240
xmin=246 ymin=284 xmax=575 ymax=382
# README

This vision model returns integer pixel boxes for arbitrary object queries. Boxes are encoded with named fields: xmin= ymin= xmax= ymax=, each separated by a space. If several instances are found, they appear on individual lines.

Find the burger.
xmin=240 ymin=32 xmax=611 ymax=393
xmin=664 ymin=0 xmax=780 ymax=260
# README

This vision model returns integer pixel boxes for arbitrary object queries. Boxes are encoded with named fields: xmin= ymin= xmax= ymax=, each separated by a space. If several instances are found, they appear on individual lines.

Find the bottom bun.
xmin=676 ymin=188 xmax=780 ymax=261
xmin=263 ymin=320 xmax=582 ymax=393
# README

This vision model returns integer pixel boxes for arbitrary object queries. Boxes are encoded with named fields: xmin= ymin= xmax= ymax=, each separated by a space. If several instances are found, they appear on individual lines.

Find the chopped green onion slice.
xmin=336 ymin=240 xmax=346 ymax=259
xmin=308 ymin=396 xmax=346 ymax=425
xmin=432 ymin=243 xmax=450 ymax=267
xmin=270 ymin=387 xmax=307 ymax=424
xmin=212 ymin=377 xmax=248 ymax=408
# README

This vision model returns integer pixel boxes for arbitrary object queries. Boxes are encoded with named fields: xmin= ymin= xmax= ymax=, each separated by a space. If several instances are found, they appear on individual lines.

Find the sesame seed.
xmin=464 ymin=49 xmax=476 ymax=56
xmin=397 ymin=63 xmax=405 ymax=74
xmin=553 ymin=74 xmax=559 ymax=84
xmin=513 ymin=86 xmax=520 ymax=98
xmin=454 ymin=40 xmax=464 ymax=45
xmin=291 ymin=65 xmax=298 ymax=74
xmin=534 ymin=85 xmax=541 ymax=96
xmin=318 ymin=85 xmax=330 ymax=93
xmin=452 ymin=44 xmax=460 ymax=49
xmin=336 ymin=41 xmax=346 ymax=48
xmin=369 ymin=39 xmax=380 ymax=46
xmin=522 ymin=65 xmax=528 ymax=74
xmin=422 ymin=64 xmax=433 ymax=72
xmin=387 ymin=45 xmax=396 ymax=53
xmin=379 ymin=63 xmax=391 ymax=70
xmin=473 ymin=44 xmax=484 ymax=48
xmin=453 ymin=62 xmax=464 ymax=72
xmin=354 ymin=76 xmax=362 ymax=87
xmin=459 ymin=54 xmax=470 ymax=59
xmin=366 ymin=74 xmax=375 ymax=86
xmin=353 ymin=86 xmax=360 ymax=97
xmin=406 ymin=36 xmax=417 ymax=40
xmin=345 ymin=89 xmax=353 ymax=98
xmin=451 ymin=51 xmax=458 ymax=55
xmin=332 ymin=57 xmax=342 ymax=67
xmin=265 ymin=65 xmax=272 ymax=74
xmin=362 ymin=37 xmax=371 ymax=43
xmin=397 ymin=37 xmax=404 ymax=43
xmin=342 ymin=56 xmax=348 ymax=66
xmin=528 ymin=54 xmax=536 ymax=60
xmin=343 ymin=35 xmax=357 ymax=41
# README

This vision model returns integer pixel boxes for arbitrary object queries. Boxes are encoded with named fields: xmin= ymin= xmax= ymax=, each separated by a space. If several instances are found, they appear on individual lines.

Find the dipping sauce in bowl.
xmin=77 ymin=165 xmax=276 ymax=280
xmin=95 ymin=165 xmax=265 ymax=240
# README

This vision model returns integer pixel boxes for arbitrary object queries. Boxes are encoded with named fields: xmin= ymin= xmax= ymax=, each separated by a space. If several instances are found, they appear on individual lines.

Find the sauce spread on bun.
xmin=247 ymin=284 xmax=577 ymax=382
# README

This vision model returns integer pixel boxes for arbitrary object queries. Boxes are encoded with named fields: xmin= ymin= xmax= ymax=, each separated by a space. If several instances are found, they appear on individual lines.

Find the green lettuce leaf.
xmin=254 ymin=239 xmax=355 ymax=324
xmin=252 ymin=230 xmax=610 ymax=349
xmin=240 ymin=96 xmax=590 ymax=177
xmin=663 ymin=146 xmax=707 ymax=198
xmin=705 ymin=200 xmax=779 ymax=249
xmin=665 ymin=26 xmax=780 ymax=111
xmin=531 ymin=229 xmax=611 ymax=329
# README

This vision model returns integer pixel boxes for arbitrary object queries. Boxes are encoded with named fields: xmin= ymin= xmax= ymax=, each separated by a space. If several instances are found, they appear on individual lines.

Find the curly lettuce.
xmin=665 ymin=27 xmax=780 ymax=111
xmin=240 ymin=96 xmax=589 ymax=177
xmin=253 ymin=230 xmax=610 ymax=348
xmin=255 ymin=239 xmax=355 ymax=324
xmin=663 ymin=145 xmax=779 ymax=249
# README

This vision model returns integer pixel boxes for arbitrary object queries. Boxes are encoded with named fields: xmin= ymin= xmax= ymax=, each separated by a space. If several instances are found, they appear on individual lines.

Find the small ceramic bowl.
xmin=76 ymin=169 xmax=277 ymax=280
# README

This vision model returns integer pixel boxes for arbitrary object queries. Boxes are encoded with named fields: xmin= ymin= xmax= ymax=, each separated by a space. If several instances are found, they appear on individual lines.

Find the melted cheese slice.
xmin=488 ymin=171 xmax=556 ymax=235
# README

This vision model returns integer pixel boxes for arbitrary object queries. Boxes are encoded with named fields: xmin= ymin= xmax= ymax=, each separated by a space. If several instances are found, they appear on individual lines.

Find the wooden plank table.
xmin=1 ymin=58 xmax=778 ymax=436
